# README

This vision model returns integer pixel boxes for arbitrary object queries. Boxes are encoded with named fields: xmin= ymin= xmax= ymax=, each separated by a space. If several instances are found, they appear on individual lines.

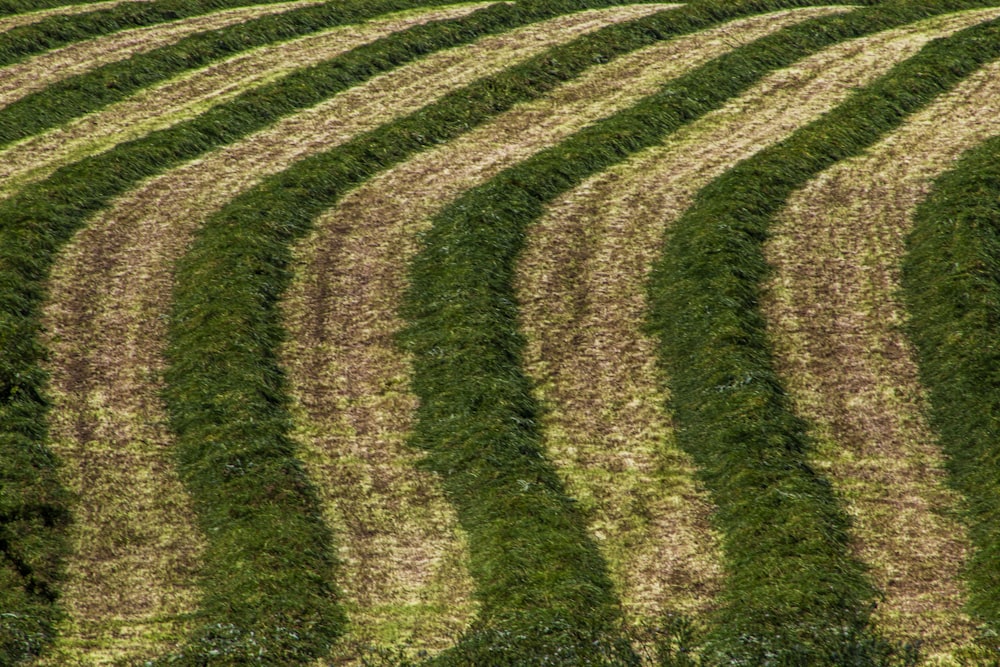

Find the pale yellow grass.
xmin=35 ymin=6 xmax=666 ymax=664
xmin=0 ymin=0 xmax=151 ymax=35
xmin=515 ymin=6 xmax=1000 ymax=633
xmin=0 ymin=0 xmax=321 ymax=109
xmin=280 ymin=8 xmax=871 ymax=662
xmin=0 ymin=2 xmax=496 ymax=198
xmin=273 ymin=9 xmax=844 ymax=653
xmin=762 ymin=58 xmax=1000 ymax=663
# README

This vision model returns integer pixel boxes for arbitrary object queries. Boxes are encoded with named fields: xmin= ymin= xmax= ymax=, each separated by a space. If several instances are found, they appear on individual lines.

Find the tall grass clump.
xmin=645 ymin=13 xmax=1000 ymax=665
xmin=158 ymin=3 xmax=877 ymax=662
xmin=903 ymin=134 xmax=1000 ymax=655
xmin=0 ymin=0 xmax=316 ymax=68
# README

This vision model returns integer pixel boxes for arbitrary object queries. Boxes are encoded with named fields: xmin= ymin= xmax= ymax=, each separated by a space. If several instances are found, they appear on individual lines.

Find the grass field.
xmin=2 ymin=0 xmax=1000 ymax=664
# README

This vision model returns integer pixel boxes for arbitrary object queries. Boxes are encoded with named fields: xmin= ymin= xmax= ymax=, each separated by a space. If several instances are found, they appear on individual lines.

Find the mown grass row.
xmin=0 ymin=0 xmax=468 ymax=148
xmin=644 ymin=11 xmax=1000 ymax=665
xmin=154 ymin=3 xmax=887 ymax=663
xmin=903 ymin=134 xmax=1000 ymax=652
xmin=0 ymin=0 xmax=316 ymax=67
xmin=0 ymin=3 xmax=628 ymax=662
xmin=0 ymin=0 xmax=742 ymax=661
xmin=393 ymin=2 xmax=1000 ymax=664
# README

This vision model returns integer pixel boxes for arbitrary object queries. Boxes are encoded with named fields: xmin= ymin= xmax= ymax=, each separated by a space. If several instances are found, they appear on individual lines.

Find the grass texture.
xmin=157 ymin=2 xmax=879 ymax=663
xmin=0 ymin=0 xmax=313 ymax=67
xmin=645 ymin=9 xmax=1000 ymax=665
xmin=903 ymin=134 xmax=1000 ymax=652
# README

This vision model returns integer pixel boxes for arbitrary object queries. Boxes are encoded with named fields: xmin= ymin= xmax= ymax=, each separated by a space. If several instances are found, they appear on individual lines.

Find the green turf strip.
xmin=643 ymin=13 xmax=1000 ymax=665
xmin=0 ymin=2 xmax=711 ymax=662
xmin=158 ymin=3 xmax=891 ymax=663
xmin=0 ymin=0 xmax=466 ymax=150
xmin=0 ymin=0 xmax=327 ymax=67
xmin=903 ymin=135 xmax=1000 ymax=652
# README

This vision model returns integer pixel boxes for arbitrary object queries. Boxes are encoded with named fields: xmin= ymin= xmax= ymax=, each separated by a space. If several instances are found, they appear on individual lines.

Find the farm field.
xmin=2 ymin=0 xmax=1000 ymax=664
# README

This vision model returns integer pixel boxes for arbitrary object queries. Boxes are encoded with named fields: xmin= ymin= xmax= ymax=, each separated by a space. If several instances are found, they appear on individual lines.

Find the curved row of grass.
xmin=0 ymin=3 xmax=618 ymax=662
xmin=0 ymin=0 xmax=469 ymax=149
xmin=644 ymin=11 xmax=1000 ymax=664
xmin=154 ymin=3 xmax=887 ymax=663
xmin=0 ymin=0 xmax=311 ymax=67
xmin=0 ymin=0 xmax=745 ymax=661
xmin=395 ymin=3 xmax=1000 ymax=664
xmin=903 ymin=134 xmax=1000 ymax=647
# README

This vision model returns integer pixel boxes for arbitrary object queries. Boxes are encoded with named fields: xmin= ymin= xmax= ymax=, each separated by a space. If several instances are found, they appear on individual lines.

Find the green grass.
xmin=903 ymin=134 xmax=1000 ymax=655
xmin=645 ymin=9 xmax=1000 ymax=664
xmin=0 ymin=0 xmax=320 ymax=68
xmin=0 ymin=0 xmax=466 ymax=149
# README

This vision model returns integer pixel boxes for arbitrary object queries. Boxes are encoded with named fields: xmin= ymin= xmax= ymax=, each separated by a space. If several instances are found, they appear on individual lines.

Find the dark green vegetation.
xmin=0 ymin=0 xmax=313 ymax=68
xmin=903 ymin=135 xmax=1000 ymax=651
xmin=645 ymin=11 xmax=1000 ymax=665
xmin=4 ymin=0 xmax=1000 ymax=662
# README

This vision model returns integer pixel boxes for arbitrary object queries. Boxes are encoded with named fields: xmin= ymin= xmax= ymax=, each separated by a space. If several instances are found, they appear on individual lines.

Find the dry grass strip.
xmin=35 ymin=6 xmax=665 ymax=664
xmin=0 ymin=0 xmax=321 ymax=109
xmin=0 ymin=0 xmax=150 ymax=35
xmin=0 ymin=3 xmax=493 ymax=199
xmin=515 ymin=6 xmax=1000 ymax=635
xmin=762 ymin=57 xmax=1000 ymax=663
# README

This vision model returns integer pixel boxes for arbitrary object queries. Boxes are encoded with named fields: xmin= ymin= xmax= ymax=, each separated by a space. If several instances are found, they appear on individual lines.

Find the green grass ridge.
xmin=903 ymin=134 xmax=1000 ymax=650
xmin=0 ymin=0 xmax=318 ymax=69
xmin=0 ymin=1 xmax=707 ymax=662
xmin=0 ymin=0 xmax=466 ymax=150
xmin=156 ymin=2 xmax=878 ymax=663
xmin=643 ymin=10 xmax=1000 ymax=665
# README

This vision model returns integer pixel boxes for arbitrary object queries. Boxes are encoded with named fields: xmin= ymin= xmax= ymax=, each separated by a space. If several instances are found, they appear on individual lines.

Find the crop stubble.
xmin=515 ymin=6 xmax=1000 ymax=633
xmin=0 ymin=0 xmax=321 ymax=109
xmin=0 ymin=2 xmax=495 ymax=198
xmin=762 ymin=57 xmax=1000 ymax=659
xmin=35 ymin=5 xmax=665 ymax=663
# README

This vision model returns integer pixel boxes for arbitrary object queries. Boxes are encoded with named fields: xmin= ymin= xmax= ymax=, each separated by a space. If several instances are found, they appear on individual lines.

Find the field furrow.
xmin=279 ymin=7 xmax=847 ymax=661
xmin=0 ymin=2 xmax=493 ymax=198
xmin=0 ymin=0 xmax=320 ymax=109
xmin=762 ymin=58 xmax=1000 ymax=659
xmin=0 ymin=0 xmax=148 ymax=34
xmin=515 ymin=6 xmax=1000 ymax=635
xmin=29 ymin=6 xmax=666 ymax=663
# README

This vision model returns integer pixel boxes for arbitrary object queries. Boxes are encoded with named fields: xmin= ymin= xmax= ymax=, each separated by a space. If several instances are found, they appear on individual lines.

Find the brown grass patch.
xmin=762 ymin=56 xmax=1000 ymax=662
xmin=0 ymin=3 xmax=495 ymax=198
xmin=0 ymin=0 xmax=151 ymax=35
xmin=514 ymin=7 xmax=1000 ymax=632
xmin=35 ymin=7 xmax=664 ymax=662
xmin=0 ymin=0 xmax=321 ymax=109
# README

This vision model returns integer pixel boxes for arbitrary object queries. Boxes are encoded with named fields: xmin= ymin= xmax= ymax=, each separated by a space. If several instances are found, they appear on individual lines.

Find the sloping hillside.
xmin=2 ymin=0 xmax=1000 ymax=664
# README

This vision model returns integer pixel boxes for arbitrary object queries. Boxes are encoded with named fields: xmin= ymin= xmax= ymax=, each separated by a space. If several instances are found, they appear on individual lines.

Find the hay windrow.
xmin=762 ymin=58 xmax=1000 ymax=659
xmin=0 ymin=2 xmax=494 ymax=198
xmin=32 ymin=6 xmax=665 ymax=663
xmin=0 ymin=0 xmax=148 ymax=34
xmin=0 ymin=0 xmax=321 ymax=108
xmin=514 ymin=6 xmax=1000 ymax=635
xmin=278 ymin=7 xmax=864 ymax=661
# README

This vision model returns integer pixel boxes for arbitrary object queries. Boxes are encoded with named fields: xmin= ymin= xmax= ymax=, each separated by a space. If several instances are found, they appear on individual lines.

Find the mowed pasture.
xmin=2 ymin=0 xmax=1000 ymax=664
